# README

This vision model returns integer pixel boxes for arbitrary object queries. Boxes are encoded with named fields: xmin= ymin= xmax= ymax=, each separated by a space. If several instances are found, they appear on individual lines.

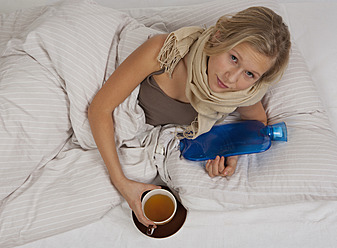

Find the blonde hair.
xmin=204 ymin=6 xmax=291 ymax=85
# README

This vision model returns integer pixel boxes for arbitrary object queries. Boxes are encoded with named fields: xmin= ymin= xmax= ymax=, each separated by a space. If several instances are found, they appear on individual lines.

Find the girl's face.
xmin=207 ymin=42 xmax=273 ymax=93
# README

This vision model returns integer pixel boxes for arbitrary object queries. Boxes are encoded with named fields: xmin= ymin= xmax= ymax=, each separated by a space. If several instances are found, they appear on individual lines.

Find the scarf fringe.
xmin=182 ymin=118 xmax=199 ymax=139
xmin=157 ymin=33 xmax=181 ymax=78
xmin=174 ymin=117 xmax=199 ymax=140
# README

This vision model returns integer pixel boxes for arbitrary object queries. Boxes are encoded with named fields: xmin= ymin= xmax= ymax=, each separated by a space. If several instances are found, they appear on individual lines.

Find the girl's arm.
xmin=88 ymin=34 xmax=167 ymax=228
xmin=237 ymin=101 xmax=267 ymax=125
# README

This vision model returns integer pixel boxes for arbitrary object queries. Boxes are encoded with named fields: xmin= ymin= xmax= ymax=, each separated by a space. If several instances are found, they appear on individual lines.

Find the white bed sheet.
xmin=1 ymin=0 xmax=336 ymax=247
xmin=15 ymin=200 xmax=337 ymax=248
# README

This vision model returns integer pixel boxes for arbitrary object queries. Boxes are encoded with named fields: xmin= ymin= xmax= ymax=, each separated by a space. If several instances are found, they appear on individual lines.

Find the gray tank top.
xmin=138 ymin=70 xmax=198 ymax=126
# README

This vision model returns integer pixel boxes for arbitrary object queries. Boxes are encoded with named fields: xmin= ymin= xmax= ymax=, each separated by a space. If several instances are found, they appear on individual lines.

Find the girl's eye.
xmin=246 ymin=71 xmax=254 ymax=78
xmin=231 ymin=55 xmax=238 ymax=63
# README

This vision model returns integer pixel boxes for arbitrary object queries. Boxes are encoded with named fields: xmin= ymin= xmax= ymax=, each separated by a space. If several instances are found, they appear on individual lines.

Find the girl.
xmin=88 ymin=6 xmax=291 ymax=228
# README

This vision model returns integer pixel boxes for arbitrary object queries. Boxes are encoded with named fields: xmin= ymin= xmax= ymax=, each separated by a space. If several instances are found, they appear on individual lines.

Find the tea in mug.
xmin=144 ymin=194 xmax=175 ymax=222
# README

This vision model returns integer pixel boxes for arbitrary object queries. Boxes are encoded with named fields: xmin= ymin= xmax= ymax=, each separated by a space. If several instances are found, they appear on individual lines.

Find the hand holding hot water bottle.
xmin=179 ymin=120 xmax=287 ymax=161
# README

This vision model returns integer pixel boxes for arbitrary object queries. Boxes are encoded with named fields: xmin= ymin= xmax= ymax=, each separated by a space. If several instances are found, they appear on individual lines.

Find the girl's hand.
xmin=205 ymin=155 xmax=238 ymax=177
xmin=117 ymin=178 xmax=161 ymax=227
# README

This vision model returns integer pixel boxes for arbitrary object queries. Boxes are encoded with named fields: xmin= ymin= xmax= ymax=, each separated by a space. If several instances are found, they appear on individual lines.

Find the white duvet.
xmin=1 ymin=0 xmax=337 ymax=247
xmin=0 ymin=1 xmax=153 ymax=246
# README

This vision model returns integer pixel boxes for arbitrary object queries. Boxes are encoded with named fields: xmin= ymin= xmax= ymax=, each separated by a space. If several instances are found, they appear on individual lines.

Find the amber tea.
xmin=144 ymin=194 xmax=175 ymax=222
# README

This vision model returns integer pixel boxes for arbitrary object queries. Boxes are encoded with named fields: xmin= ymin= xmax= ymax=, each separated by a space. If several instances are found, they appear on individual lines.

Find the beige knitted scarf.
xmin=157 ymin=26 xmax=270 ymax=139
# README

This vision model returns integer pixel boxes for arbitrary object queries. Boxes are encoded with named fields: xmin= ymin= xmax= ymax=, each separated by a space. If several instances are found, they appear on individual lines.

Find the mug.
xmin=141 ymin=188 xmax=177 ymax=236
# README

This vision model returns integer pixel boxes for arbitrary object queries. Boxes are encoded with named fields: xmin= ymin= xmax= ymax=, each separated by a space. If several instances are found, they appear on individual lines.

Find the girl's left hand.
xmin=205 ymin=155 xmax=238 ymax=177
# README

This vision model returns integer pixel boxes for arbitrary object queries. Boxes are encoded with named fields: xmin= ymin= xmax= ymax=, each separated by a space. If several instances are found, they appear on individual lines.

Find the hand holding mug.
xmin=141 ymin=189 xmax=177 ymax=236
xmin=116 ymin=179 xmax=161 ymax=228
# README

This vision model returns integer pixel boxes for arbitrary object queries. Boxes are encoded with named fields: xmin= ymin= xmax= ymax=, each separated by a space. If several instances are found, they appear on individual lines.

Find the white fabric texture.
xmin=1 ymin=0 xmax=337 ymax=247
xmin=0 ymin=1 xmax=159 ymax=247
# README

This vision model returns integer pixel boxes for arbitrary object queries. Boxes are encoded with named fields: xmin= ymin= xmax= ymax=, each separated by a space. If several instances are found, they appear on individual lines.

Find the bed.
xmin=1 ymin=0 xmax=337 ymax=247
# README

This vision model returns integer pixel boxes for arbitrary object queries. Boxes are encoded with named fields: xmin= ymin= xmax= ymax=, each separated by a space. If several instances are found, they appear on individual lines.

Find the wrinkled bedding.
xmin=0 ymin=1 xmax=161 ymax=246
xmin=1 ymin=0 xmax=337 ymax=247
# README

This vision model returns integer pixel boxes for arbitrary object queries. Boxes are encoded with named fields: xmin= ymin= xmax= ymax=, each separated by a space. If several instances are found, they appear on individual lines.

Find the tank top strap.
xmin=147 ymin=68 xmax=165 ymax=77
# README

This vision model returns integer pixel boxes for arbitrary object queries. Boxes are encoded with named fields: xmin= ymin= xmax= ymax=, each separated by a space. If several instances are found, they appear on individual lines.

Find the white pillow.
xmin=283 ymin=2 xmax=337 ymax=134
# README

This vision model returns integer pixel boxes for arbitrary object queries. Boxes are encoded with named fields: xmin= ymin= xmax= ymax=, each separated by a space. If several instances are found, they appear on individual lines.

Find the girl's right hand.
xmin=205 ymin=155 xmax=238 ymax=177
xmin=117 ymin=178 xmax=161 ymax=227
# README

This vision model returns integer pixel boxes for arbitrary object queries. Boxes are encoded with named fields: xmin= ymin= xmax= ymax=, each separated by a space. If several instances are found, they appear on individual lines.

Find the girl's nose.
xmin=226 ymin=68 xmax=240 ymax=84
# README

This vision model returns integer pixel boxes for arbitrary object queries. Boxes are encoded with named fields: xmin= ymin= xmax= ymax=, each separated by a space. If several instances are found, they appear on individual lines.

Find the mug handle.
xmin=146 ymin=225 xmax=155 ymax=236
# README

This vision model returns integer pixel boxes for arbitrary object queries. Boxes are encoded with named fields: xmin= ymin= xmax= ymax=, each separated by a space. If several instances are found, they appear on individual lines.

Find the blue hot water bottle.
xmin=179 ymin=120 xmax=287 ymax=161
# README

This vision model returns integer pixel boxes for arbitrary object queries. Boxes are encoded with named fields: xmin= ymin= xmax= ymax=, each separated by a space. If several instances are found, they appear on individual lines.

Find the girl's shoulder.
xmin=148 ymin=33 xmax=169 ymax=46
xmin=128 ymin=33 xmax=169 ymax=73
xmin=142 ymin=33 xmax=169 ymax=59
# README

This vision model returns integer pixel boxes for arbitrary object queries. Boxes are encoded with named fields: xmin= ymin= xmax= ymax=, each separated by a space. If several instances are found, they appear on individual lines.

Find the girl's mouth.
xmin=217 ymin=76 xmax=228 ymax=89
